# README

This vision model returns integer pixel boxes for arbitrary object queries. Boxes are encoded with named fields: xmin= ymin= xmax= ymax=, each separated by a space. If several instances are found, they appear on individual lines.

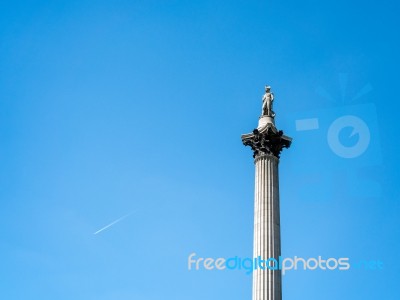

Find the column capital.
xmin=241 ymin=123 xmax=292 ymax=159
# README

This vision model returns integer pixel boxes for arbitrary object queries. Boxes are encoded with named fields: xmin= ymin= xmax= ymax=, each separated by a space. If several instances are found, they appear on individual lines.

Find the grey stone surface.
xmin=252 ymin=154 xmax=281 ymax=300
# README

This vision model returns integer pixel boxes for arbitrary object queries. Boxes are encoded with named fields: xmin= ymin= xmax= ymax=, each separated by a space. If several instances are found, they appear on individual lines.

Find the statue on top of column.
xmin=262 ymin=85 xmax=275 ymax=117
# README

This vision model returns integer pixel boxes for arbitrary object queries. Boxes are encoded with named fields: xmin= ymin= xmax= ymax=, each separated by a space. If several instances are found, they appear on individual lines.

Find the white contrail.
xmin=93 ymin=211 xmax=135 ymax=235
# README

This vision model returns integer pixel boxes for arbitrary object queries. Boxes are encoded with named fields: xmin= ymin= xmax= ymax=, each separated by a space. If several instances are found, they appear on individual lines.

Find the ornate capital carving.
xmin=241 ymin=123 xmax=292 ymax=159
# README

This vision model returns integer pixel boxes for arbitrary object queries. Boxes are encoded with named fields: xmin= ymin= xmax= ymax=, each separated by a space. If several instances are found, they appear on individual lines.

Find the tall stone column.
xmin=241 ymin=86 xmax=291 ymax=300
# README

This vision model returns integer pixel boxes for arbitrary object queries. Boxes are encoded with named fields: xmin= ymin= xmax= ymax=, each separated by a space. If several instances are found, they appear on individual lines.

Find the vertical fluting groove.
xmin=270 ymin=158 xmax=274 ymax=299
xmin=257 ymin=159 xmax=264 ymax=299
xmin=265 ymin=158 xmax=268 ymax=300
xmin=256 ymin=160 xmax=262 ymax=300
xmin=264 ymin=157 xmax=267 ymax=299
xmin=276 ymin=159 xmax=282 ymax=299
xmin=259 ymin=157 xmax=264 ymax=300
xmin=271 ymin=159 xmax=278 ymax=299
xmin=258 ymin=158 xmax=260 ymax=298
xmin=273 ymin=158 xmax=282 ymax=300
xmin=259 ymin=157 xmax=265 ymax=299
xmin=276 ymin=159 xmax=279 ymax=299
xmin=268 ymin=158 xmax=272 ymax=300
xmin=263 ymin=157 xmax=267 ymax=299
xmin=261 ymin=159 xmax=264 ymax=298
xmin=270 ymin=159 xmax=276 ymax=299
xmin=264 ymin=158 xmax=267 ymax=300
xmin=255 ymin=159 xmax=258 ymax=300
xmin=264 ymin=158 xmax=267 ymax=299
xmin=259 ymin=158 xmax=262 ymax=300
xmin=267 ymin=158 xmax=271 ymax=300
xmin=252 ymin=163 xmax=259 ymax=300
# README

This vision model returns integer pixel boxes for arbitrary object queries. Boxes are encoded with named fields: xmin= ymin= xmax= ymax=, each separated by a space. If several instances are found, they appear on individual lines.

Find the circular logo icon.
xmin=327 ymin=115 xmax=370 ymax=158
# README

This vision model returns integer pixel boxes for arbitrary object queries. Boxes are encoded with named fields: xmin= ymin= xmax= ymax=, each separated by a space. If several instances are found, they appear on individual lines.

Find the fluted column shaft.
xmin=252 ymin=153 xmax=281 ymax=300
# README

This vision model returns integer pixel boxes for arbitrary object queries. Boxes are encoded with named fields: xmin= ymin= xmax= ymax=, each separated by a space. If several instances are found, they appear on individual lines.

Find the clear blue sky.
xmin=1 ymin=1 xmax=399 ymax=299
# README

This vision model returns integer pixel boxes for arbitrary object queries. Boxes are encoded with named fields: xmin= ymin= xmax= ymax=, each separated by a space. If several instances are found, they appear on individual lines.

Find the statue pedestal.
xmin=258 ymin=115 xmax=275 ymax=129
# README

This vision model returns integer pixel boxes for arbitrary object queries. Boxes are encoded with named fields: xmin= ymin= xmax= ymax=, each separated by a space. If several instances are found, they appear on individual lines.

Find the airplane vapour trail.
xmin=93 ymin=211 xmax=135 ymax=235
